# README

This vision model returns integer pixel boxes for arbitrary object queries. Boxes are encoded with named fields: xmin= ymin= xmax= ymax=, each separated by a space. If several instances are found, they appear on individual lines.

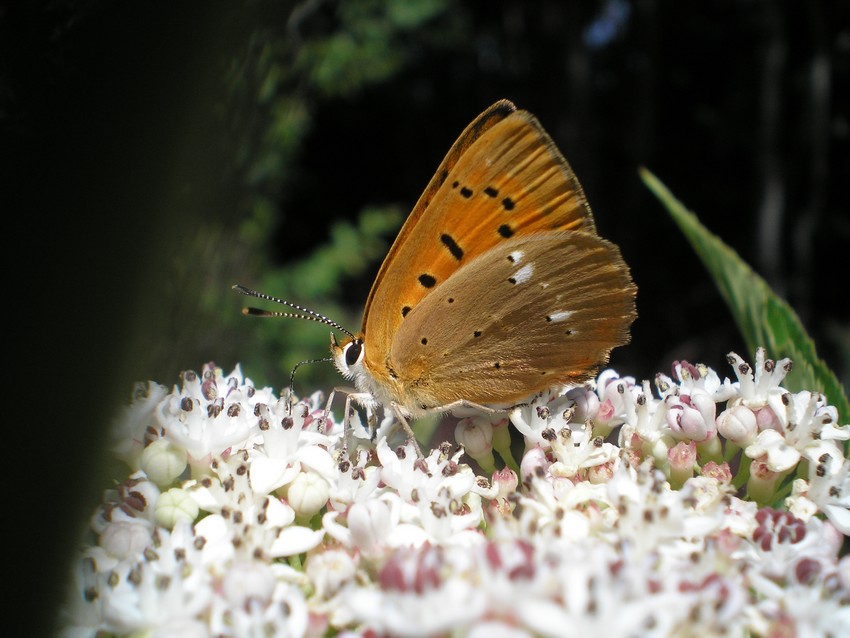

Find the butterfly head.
xmin=330 ymin=332 xmax=366 ymax=380
xmin=330 ymin=331 xmax=399 ymax=410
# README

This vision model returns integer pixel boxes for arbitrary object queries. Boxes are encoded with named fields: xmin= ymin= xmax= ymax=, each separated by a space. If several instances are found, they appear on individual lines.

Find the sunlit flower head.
xmin=61 ymin=354 xmax=849 ymax=637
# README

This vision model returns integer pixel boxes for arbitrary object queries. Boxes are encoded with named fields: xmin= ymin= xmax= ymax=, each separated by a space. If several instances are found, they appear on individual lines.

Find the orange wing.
xmin=361 ymin=100 xmax=597 ymax=376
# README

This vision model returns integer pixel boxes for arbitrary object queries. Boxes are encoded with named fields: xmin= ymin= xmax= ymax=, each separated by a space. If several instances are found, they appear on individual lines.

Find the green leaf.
xmin=640 ymin=168 xmax=849 ymax=424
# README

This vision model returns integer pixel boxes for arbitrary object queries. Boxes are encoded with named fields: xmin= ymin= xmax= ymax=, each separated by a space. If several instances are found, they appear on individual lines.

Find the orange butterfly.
xmin=238 ymin=100 xmax=636 ymax=448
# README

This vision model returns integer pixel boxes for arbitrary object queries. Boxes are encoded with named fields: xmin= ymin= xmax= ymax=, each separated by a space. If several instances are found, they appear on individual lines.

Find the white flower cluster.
xmin=60 ymin=351 xmax=850 ymax=637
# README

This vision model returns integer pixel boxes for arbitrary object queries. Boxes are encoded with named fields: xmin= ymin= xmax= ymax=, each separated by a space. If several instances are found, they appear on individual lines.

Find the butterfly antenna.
xmin=287 ymin=357 xmax=333 ymax=415
xmin=232 ymin=284 xmax=357 ymax=339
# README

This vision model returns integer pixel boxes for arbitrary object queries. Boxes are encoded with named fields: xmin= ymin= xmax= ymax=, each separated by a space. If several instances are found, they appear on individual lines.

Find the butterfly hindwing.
xmin=388 ymin=232 xmax=636 ymax=408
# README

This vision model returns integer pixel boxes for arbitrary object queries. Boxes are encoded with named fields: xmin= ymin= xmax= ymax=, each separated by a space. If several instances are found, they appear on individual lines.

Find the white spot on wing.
xmin=548 ymin=310 xmax=573 ymax=322
xmin=509 ymin=250 xmax=523 ymax=263
xmin=511 ymin=263 xmax=534 ymax=284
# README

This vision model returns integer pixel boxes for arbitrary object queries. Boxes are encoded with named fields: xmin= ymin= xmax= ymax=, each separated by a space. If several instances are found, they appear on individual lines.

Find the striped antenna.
xmin=233 ymin=284 xmax=349 ymax=415
xmin=232 ymin=284 xmax=357 ymax=339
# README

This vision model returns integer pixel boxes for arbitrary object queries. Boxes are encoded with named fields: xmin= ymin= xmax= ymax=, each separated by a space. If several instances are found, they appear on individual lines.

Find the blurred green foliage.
xmin=187 ymin=0 xmax=458 ymax=393
xmin=297 ymin=0 xmax=452 ymax=96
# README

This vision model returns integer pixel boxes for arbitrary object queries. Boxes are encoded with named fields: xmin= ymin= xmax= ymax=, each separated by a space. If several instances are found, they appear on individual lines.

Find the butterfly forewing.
xmin=388 ymin=232 xmax=636 ymax=409
xmin=362 ymin=101 xmax=599 ymax=380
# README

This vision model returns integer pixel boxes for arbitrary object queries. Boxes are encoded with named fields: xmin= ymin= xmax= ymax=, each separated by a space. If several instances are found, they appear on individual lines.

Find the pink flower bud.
xmin=492 ymin=467 xmax=519 ymax=498
xmin=520 ymin=446 xmax=550 ymax=483
xmin=754 ymin=406 xmax=782 ymax=432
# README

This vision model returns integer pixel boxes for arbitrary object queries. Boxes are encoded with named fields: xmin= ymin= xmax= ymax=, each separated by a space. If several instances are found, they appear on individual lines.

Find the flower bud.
xmin=754 ymin=406 xmax=782 ymax=432
xmin=667 ymin=441 xmax=697 ymax=488
xmin=492 ymin=467 xmax=519 ymax=498
xmin=565 ymin=387 xmax=600 ymax=422
xmin=716 ymin=405 xmax=757 ymax=445
xmin=99 ymin=520 xmax=152 ymax=560
xmin=520 ymin=446 xmax=550 ymax=483
xmin=155 ymin=488 xmax=199 ymax=529
xmin=666 ymin=402 xmax=709 ymax=441
xmin=287 ymin=470 xmax=329 ymax=519
xmin=455 ymin=417 xmax=494 ymax=461
xmin=140 ymin=439 xmax=188 ymax=487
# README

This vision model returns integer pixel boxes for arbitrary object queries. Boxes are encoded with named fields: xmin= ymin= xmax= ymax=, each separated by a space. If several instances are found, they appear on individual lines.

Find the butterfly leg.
xmin=321 ymin=387 xmax=338 ymax=430
xmin=328 ymin=386 xmax=383 ymax=449
xmin=426 ymin=399 xmax=512 ymax=418
xmin=326 ymin=387 xmax=423 ymax=457
xmin=389 ymin=402 xmax=423 ymax=458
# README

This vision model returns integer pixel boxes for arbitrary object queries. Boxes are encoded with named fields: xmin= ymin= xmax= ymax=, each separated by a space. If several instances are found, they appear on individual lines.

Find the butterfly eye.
xmin=345 ymin=339 xmax=364 ymax=367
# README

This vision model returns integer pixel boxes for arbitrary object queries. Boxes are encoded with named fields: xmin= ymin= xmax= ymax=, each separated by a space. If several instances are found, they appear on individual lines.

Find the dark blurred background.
xmin=4 ymin=1 xmax=849 ymax=633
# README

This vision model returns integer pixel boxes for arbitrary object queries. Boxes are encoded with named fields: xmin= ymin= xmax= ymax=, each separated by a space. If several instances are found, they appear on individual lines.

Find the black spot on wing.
xmin=484 ymin=186 xmax=499 ymax=198
xmin=498 ymin=224 xmax=514 ymax=238
xmin=474 ymin=330 xmax=482 ymax=338
xmin=418 ymin=274 xmax=437 ymax=288
xmin=502 ymin=197 xmax=515 ymax=211
xmin=402 ymin=306 xmax=411 ymax=317
xmin=459 ymin=186 xmax=473 ymax=198
xmin=440 ymin=233 xmax=464 ymax=260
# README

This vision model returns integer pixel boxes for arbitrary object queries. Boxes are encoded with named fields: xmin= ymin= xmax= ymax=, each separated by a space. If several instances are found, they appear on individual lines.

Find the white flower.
xmin=377 ymin=439 xmax=485 ymax=546
xmin=728 ymin=348 xmax=793 ymax=409
xmin=345 ymin=499 xmax=397 ymax=557
xmin=61 ymin=355 xmax=850 ymax=636
xmin=110 ymin=381 xmax=168 ymax=468
xmin=157 ymin=365 xmax=265 ymax=468
xmin=509 ymin=387 xmax=573 ymax=448
xmin=750 ymin=571 xmax=850 ymax=638
xmin=340 ymin=543 xmax=486 ymax=635
xmin=248 ymin=397 xmax=337 ymax=495
xmin=92 ymin=472 xmax=161 ymax=532
xmin=98 ymin=523 xmax=214 ymax=635
xmin=664 ymin=390 xmax=717 ymax=442
xmin=745 ymin=391 xmax=848 ymax=473
xmin=738 ymin=508 xmax=843 ymax=586
xmin=805 ymin=455 xmax=850 ymax=534
xmin=208 ymin=580 xmax=308 ymax=638
xmin=305 ymin=548 xmax=358 ymax=601
xmin=187 ymin=453 xmax=325 ymax=560
xmin=595 ymin=371 xmax=641 ymax=427
xmin=221 ymin=561 xmax=276 ymax=606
